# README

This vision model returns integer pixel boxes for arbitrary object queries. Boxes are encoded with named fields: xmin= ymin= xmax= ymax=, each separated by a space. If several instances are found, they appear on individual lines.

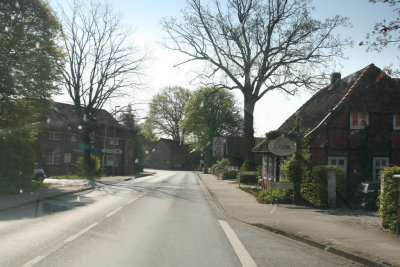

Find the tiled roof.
xmin=252 ymin=138 xmax=268 ymax=153
xmin=39 ymin=102 xmax=118 ymax=132
xmin=277 ymin=64 xmax=400 ymax=135
xmin=158 ymin=138 xmax=190 ymax=155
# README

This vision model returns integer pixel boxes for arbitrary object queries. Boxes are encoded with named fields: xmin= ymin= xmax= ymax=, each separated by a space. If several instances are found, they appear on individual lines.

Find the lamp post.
xmin=112 ymin=106 xmax=120 ymax=176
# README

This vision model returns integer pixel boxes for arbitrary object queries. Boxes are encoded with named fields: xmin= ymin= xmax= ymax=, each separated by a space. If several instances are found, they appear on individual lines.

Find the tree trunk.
xmin=243 ymin=94 xmax=256 ymax=166
xmin=82 ymin=126 xmax=92 ymax=179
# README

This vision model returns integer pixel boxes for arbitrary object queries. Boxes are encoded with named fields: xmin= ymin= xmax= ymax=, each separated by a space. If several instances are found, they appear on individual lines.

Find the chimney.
xmin=329 ymin=72 xmax=341 ymax=90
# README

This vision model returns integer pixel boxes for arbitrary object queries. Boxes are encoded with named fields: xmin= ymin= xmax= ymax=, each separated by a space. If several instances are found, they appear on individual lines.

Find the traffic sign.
xmin=212 ymin=137 xmax=224 ymax=157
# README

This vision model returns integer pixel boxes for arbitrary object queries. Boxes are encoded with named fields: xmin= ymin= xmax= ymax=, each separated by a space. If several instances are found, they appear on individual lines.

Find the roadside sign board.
xmin=271 ymin=182 xmax=294 ymax=190
xmin=78 ymin=143 xmax=90 ymax=150
xmin=212 ymin=137 xmax=224 ymax=157
xmin=101 ymin=148 xmax=123 ymax=154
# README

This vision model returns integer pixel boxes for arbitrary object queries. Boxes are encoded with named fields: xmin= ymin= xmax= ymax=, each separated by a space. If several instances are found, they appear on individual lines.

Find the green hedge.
xmin=221 ymin=170 xmax=237 ymax=180
xmin=210 ymin=164 xmax=218 ymax=175
xmin=237 ymin=160 xmax=258 ymax=184
xmin=379 ymin=166 xmax=400 ymax=235
xmin=257 ymin=189 xmax=290 ymax=204
xmin=302 ymin=165 xmax=352 ymax=208
xmin=0 ymin=135 xmax=35 ymax=193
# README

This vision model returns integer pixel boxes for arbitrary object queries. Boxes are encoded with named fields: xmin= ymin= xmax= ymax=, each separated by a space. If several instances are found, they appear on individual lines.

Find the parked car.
xmin=357 ymin=180 xmax=380 ymax=210
xmin=33 ymin=163 xmax=46 ymax=182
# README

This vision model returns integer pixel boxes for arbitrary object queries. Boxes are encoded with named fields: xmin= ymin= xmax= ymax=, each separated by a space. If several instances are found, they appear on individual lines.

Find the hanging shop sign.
xmin=268 ymin=137 xmax=296 ymax=156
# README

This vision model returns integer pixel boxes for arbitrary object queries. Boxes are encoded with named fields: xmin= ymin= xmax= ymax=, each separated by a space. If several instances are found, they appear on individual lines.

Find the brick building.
xmin=150 ymin=138 xmax=193 ymax=170
xmin=33 ymin=102 xmax=136 ymax=176
xmin=254 ymin=64 xmax=400 ymax=184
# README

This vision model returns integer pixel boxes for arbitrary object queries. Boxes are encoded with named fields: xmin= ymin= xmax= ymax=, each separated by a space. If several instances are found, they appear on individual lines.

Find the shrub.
xmin=379 ymin=166 xmax=400 ymax=235
xmin=0 ymin=135 xmax=35 ymax=193
xmin=237 ymin=160 xmax=257 ymax=184
xmin=218 ymin=158 xmax=230 ymax=170
xmin=77 ymin=154 xmax=101 ymax=178
xmin=210 ymin=164 xmax=218 ymax=175
xmin=257 ymin=189 xmax=290 ymax=204
xmin=302 ymin=165 xmax=351 ymax=208
xmin=221 ymin=170 xmax=237 ymax=180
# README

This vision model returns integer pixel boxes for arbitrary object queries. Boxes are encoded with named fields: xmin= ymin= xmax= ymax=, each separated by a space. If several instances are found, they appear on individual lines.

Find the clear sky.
xmin=50 ymin=0 xmax=398 ymax=137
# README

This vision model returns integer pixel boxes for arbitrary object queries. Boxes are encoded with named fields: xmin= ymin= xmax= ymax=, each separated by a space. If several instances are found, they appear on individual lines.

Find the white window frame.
xmin=328 ymin=156 xmax=347 ymax=176
xmin=71 ymin=134 xmax=77 ymax=142
xmin=350 ymin=112 xmax=369 ymax=129
xmin=89 ymin=132 xmax=95 ymax=144
xmin=48 ymin=132 xmax=61 ymax=141
xmin=109 ymin=138 xmax=119 ymax=146
xmin=46 ymin=152 xmax=60 ymax=165
xmin=393 ymin=113 xmax=400 ymax=130
xmin=103 ymin=155 xmax=119 ymax=166
xmin=373 ymin=157 xmax=389 ymax=180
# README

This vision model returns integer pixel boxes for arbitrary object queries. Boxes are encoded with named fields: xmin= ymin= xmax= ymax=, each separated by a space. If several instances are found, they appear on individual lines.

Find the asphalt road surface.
xmin=0 ymin=170 xmax=360 ymax=266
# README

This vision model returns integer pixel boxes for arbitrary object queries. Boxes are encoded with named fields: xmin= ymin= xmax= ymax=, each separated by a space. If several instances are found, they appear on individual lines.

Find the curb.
xmin=0 ymin=175 xmax=141 ymax=212
xmin=196 ymin=173 xmax=392 ymax=267
xmin=0 ymin=186 xmax=94 ymax=212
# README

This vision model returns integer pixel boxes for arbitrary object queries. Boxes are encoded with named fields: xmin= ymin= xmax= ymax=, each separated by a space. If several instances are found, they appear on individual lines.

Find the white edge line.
xmin=219 ymin=220 xmax=257 ymax=267
xmin=64 ymin=222 xmax=99 ymax=243
xmin=127 ymin=197 xmax=138 ymax=204
xmin=22 ymin=255 xmax=46 ymax=267
xmin=105 ymin=206 xmax=123 ymax=218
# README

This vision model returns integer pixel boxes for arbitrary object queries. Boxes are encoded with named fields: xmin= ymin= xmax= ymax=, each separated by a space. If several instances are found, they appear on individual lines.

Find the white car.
xmin=33 ymin=163 xmax=46 ymax=182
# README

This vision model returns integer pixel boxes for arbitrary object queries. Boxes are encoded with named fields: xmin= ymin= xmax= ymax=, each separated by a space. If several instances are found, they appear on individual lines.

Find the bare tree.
xmin=59 ymin=0 xmax=144 ymax=177
xmin=162 ymin=0 xmax=350 ymax=163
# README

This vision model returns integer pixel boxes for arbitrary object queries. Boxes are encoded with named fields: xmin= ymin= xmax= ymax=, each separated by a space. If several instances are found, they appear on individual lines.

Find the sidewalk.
xmin=197 ymin=173 xmax=400 ymax=267
xmin=0 ymin=175 xmax=137 ymax=212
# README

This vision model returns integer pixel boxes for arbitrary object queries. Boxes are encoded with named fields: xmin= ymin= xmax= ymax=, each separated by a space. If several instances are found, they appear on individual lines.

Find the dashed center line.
xmin=105 ymin=207 xmax=123 ymax=218
xmin=64 ymin=222 xmax=99 ymax=243
xmin=22 ymin=255 xmax=46 ymax=267
xmin=127 ymin=197 xmax=138 ymax=204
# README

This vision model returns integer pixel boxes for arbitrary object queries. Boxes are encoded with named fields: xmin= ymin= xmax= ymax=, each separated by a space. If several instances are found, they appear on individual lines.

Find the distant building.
xmin=33 ymin=102 xmax=136 ymax=176
xmin=254 ymin=64 xmax=400 ymax=183
xmin=150 ymin=138 xmax=193 ymax=170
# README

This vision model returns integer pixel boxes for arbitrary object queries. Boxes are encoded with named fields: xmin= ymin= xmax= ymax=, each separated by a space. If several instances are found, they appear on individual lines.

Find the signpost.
xmin=212 ymin=137 xmax=224 ymax=157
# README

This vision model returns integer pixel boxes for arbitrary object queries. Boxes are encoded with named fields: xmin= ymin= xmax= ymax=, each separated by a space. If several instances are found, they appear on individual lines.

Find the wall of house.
xmin=150 ymin=142 xmax=172 ymax=170
xmin=34 ymin=124 xmax=135 ymax=176
xmin=309 ymin=110 xmax=400 ymax=183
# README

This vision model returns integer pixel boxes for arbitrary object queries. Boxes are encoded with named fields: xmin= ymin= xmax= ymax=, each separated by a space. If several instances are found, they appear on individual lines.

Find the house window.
xmin=71 ymin=134 xmax=77 ymax=142
xmin=350 ymin=112 xmax=368 ymax=129
xmin=103 ymin=155 xmax=118 ymax=166
xmin=373 ymin=157 xmax=389 ymax=180
xmin=48 ymin=132 xmax=61 ymax=140
xmin=328 ymin=156 xmax=347 ymax=175
xmin=46 ymin=152 xmax=60 ymax=165
xmin=393 ymin=113 xmax=400 ymax=130
xmin=109 ymin=138 xmax=119 ymax=145
xmin=89 ymin=132 xmax=95 ymax=143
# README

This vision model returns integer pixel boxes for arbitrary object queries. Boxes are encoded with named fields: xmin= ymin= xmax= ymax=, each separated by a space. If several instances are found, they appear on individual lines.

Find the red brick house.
xmin=254 ymin=64 xmax=400 ymax=184
xmin=150 ymin=138 xmax=193 ymax=170
xmin=33 ymin=102 xmax=136 ymax=176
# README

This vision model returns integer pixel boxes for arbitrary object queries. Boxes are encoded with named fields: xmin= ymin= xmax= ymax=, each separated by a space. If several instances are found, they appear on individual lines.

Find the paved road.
xmin=0 ymin=170 xmax=359 ymax=266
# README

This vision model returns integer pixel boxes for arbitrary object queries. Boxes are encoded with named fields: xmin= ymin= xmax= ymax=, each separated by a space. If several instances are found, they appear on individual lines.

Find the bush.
xmin=221 ymin=170 xmax=238 ymax=180
xmin=302 ymin=165 xmax=352 ymax=208
xmin=218 ymin=158 xmax=230 ymax=170
xmin=237 ymin=160 xmax=257 ymax=184
xmin=379 ymin=166 xmax=400 ymax=235
xmin=210 ymin=164 xmax=218 ymax=175
xmin=0 ymin=135 xmax=35 ymax=193
xmin=77 ymin=154 xmax=101 ymax=178
xmin=257 ymin=189 xmax=290 ymax=204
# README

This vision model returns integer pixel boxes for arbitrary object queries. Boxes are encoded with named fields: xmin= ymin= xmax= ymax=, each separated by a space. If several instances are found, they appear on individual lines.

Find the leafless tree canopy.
xmin=162 ymin=0 xmax=350 ymax=161
xmin=60 ymin=0 xmax=144 ymax=115
xmin=163 ymin=0 xmax=349 ymax=98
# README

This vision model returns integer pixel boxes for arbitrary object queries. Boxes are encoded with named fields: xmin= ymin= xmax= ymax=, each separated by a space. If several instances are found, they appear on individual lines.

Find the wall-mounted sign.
xmin=101 ymin=148 xmax=123 ymax=154
xmin=268 ymin=137 xmax=296 ymax=156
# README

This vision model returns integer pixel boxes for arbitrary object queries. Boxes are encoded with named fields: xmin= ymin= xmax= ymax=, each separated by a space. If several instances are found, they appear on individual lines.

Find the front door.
xmin=373 ymin=157 xmax=389 ymax=180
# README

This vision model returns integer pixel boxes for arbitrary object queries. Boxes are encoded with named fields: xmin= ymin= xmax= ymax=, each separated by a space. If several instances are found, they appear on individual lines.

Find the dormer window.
xmin=394 ymin=113 xmax=400 ymax=130
xmin=350 ymin=112 xmax=368 ymax=129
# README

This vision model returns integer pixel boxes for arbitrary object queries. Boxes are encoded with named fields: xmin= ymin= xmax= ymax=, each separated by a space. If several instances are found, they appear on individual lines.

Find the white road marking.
xmin=219 ymin=220 xmax=257 ymax=267
xmin=64 ymin=222 xmax=99 ymax=243
xmin=22 ymin=255 xmax=46 ymax=267
xmin=105 ymin=207 xmax=123 ymax=218
xmin=127 ymin=197 xmax=138 ymax=204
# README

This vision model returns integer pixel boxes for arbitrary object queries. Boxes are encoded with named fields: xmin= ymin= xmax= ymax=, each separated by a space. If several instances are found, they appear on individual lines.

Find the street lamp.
xmin=112 ymin=106 xmax=120 ymax=176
